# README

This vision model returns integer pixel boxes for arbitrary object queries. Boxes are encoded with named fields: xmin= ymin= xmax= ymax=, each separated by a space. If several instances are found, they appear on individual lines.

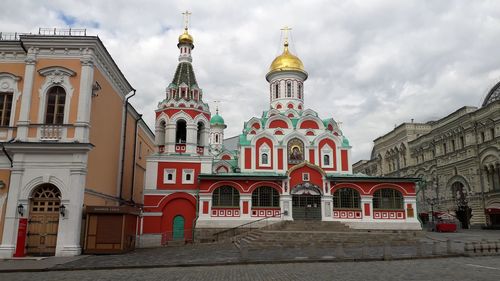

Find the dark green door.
xmin=172 ymin=215 xmax=185 ymax=240
xmin=292 ymin=195 xmax=321 ymax=220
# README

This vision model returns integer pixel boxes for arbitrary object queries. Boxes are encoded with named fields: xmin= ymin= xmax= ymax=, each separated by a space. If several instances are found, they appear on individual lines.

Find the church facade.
xmin=140 ymin=26 xmax=421 ymax=246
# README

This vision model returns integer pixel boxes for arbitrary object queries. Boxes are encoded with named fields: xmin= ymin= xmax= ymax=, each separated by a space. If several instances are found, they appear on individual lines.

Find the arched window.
xmin=373 ymin=188 xmax=403 ymax=210
xmin=275 ymin=83 xmax=279 ymax=99
xmin=156 ymin=120 xmax=166 ymax=146
xmin=298 ymin=83 xmax=302 ymax=99
xmin=215 ymin=134 xmax=219 ymax=143
xmin=287 ymin=81 xmax=292 ymax=97
xmin=333 ymin=188 xmax=360 ymax=209
xmin=323 ymin=155 xmax=330 ymax=166
xmin=252 ymin=186 xmax=279 ymax=207
xmin=212 ymin=186 xmax=240 ymax=207
xmin=261 ymin=153 xmax=268 ymax=165
xmin=176 ymin=120 xmax=187 ymax=143
xmin=45 ymin=86 xmax=66 ymax=124
xmin=197 ymin=122 xmax=205 ymax=146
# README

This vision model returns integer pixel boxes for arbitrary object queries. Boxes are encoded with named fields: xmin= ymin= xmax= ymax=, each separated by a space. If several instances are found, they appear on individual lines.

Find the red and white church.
xmin=139 ymin=26 xmax=421 ymax=246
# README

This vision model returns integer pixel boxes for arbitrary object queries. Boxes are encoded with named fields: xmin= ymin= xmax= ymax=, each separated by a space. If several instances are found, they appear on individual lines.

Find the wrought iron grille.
xmin=252 ymin=186 xmax=279 ymax=207
xmin=333 ymin=188 xmax=360 ymax=209
xmin=212 ymin=186 xmax=240 ymax=207
xmin=373 ymin=188 xmax=403 ymax=209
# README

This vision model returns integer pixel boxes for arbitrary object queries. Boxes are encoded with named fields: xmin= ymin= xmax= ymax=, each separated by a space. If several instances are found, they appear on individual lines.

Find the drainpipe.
xmin=0 ymin=140 xmax=14 ymax=168
xmin=19 ymin=39 xmax=27 ymax=53
xmin=129 ymin=114 xmax=141 ymax=204
xmin=119 ymin=90 xmax=136 ymax=205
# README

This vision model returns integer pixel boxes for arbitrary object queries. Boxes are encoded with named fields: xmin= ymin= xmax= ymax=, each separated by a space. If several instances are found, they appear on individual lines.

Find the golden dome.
xmin=178 ymin=28 xmax=193 ymax=45
xmin=269 ymin=43 xmax=305 ymax=73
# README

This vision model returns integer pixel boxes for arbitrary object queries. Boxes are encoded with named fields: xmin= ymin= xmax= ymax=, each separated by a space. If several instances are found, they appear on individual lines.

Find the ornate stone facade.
xmin=354 ymin=88 xmax=500 ymax=228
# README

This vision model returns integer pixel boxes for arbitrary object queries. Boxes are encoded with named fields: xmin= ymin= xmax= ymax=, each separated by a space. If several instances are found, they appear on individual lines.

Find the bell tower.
xmin=266 ymin=27 xmax=308 ymax=114
xmin=154 ymin=11 xmax=210 ymax=156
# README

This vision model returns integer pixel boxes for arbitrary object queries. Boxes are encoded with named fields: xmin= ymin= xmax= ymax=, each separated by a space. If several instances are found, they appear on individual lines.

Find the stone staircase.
xmin=233 ymin=220 xmax=423 ymax=250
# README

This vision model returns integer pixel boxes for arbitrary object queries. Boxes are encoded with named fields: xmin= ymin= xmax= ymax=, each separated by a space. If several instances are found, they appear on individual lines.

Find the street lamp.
xmin=59 ymin=204 xmax=66 ymax=217
xmin=17 ymin=204 xmax=24 ymax=216
xmin=426 ymin=198 xmax=439 ymax=224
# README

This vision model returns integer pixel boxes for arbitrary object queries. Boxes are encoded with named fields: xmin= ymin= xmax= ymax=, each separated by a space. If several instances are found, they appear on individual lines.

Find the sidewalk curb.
xmin=0 ymin=254 xmax=465 ymax=273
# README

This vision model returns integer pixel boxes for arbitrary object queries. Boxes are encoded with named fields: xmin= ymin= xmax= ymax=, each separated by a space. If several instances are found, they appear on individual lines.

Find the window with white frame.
xmin=163 ymin=169 xmax=176 ymax=184
xmin=259 ymin=143 xmax=271 ymax=167
xmin=321 ymin=145 xmax=334 ymax=168
xmin=182 ymin=169 xmax=194 ymax=184
xmin=302 ymin=173 xmax=310 ymax=181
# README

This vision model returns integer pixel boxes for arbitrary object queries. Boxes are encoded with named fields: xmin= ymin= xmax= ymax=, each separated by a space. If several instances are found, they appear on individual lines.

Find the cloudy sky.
xmin=3 ymin=0 xmax=500 ymax=162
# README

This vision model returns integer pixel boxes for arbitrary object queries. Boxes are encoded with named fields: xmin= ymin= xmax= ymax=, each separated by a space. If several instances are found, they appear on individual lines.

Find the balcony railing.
xmin=40 ymin=124 xmax=63 ymax=140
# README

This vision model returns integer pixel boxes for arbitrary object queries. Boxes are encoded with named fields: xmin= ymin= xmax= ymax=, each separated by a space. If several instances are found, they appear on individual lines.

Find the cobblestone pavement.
xmin=0 ymin=229 xmax=497 ymax=273
xmin=49 ymin=241 xmax=463 ymax=270
xmin=1 ymin=256 xmax=500 ymax=281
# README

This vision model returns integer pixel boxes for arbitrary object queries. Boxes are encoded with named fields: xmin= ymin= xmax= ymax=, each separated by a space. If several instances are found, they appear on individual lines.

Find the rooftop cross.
xmin=213 ymin=100 xmax=221 ymax=114
xmin=182 ymin=10 xmax=192 ymax=30
xmin=280 ymin=26 xmax=292 ymax=46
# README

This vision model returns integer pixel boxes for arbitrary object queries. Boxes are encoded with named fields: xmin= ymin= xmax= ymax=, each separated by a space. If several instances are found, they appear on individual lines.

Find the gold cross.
xmin=280 ymin=26 xmax=292 ymax=45
xmin=182 ymin=10 xmax=192 ymax=30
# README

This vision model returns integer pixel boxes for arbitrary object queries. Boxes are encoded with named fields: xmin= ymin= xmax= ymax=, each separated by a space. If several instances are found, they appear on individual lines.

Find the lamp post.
xmin=426 ymin=198 xmax=439 ymax=224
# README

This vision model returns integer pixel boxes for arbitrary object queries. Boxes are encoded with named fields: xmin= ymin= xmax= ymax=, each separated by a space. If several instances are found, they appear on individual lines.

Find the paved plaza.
xmin=0 ymin=229 xmax=498 ymax=280
xmin=0 ymin=256 xmax=499 ymax=281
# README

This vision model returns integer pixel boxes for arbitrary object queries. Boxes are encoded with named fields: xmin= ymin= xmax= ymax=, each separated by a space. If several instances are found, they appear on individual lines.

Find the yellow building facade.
xmin=0 ymin=29 xmax=154 ymax=257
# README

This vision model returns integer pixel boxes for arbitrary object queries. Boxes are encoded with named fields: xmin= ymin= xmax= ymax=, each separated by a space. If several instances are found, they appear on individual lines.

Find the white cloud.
xmin=3 ymin=0 xmax=500 ymax=162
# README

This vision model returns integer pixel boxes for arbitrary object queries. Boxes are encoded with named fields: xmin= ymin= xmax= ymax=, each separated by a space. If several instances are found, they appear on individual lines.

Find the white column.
xmin=185 ymin=124 xmax=197 ymax=154
xmin=202 ymin=128 xmax=210 ymax=156
xmin=240 ymin=195 xmax=251 ymax=219
xmin=165 ymin=124 xmax=176 ymax=153
xmin=0 ymin=168 xmax=24 ymax=258
xmin=56 ymin=168 xmax=86 ymax=256
xmin=321 ymin=195 xmax=333 ymax=221
xmin=281 ymin=194 xmax=293 ymax=221
xmin=361 ymin=196 xmax=373 ymax=222
xmin=404 ymin=196 xmax=419 ymax=223
xmin=16 ymin=50 xmax=37 ymax=141
xmin=74 ymin=52 xmax=95 ymax=142
xmin=197 ymin=195 xmax=211 ymax=220
xmin=155 ymin=126 xmax=165 ymax=146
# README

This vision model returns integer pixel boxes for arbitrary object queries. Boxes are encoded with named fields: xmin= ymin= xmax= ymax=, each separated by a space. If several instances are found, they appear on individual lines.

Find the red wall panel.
xmin=244 ymin=148 xmax=252 ymax=169
xmin=341 ymin=150 xmax=349 ymax=171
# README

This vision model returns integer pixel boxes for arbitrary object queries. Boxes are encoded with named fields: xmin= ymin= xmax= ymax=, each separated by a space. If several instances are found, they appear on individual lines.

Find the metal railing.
xmin=0 ymin=32 xmax=31 ymax=40
xmin=161 ymin=228 xmax=194 ymax=245
xmin=0 ymin=28 xmax=87 ymax=41
xmin=213 ymin=212 xmax=285 ymax=242
xmin=38 ymin=28 xmax=87 ymax=36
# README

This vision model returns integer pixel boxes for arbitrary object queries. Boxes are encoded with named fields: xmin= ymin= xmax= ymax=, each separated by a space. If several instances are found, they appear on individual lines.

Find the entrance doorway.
xmin=292 ymin=195 xmax=321 ymax=220
xmin=452 ymin=181 xmax=471 ymax=229
xmin=172 ymin=215 xmax=185 ymax=240
xmin=27 ymin=184 xmax=61 ymax=256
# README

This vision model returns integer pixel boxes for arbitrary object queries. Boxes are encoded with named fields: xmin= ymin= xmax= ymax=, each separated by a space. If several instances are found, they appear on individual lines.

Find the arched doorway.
xmin=172 ymin=215 xmax=185 ymax=240
xmin=292 ymin=183 xmax=321 ymax=220
xmin=452 ymin=181 xmax=472 ymax=229
xmin=27 ymin=184 xmax=61 ymax=256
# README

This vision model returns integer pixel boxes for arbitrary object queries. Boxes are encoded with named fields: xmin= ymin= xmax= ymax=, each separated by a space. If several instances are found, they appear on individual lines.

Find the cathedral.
xmin=140 ymin=23 xmax=421 ymax=246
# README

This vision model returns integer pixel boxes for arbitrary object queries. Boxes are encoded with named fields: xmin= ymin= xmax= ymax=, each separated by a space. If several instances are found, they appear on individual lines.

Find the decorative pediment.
xmin=38 ymin=66 xmax=76 ymax=78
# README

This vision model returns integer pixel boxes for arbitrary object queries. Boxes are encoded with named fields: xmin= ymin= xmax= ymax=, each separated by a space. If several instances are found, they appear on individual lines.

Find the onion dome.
xmin=178 ymin=28 xmax=194 ymax=45
xmin=268 ymin=42 xmax=306 ymax=75
xmin=210 ymin=114 xmax=225 ymax=125
xmin=210 ymin=109 xmax=226 ymax=128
